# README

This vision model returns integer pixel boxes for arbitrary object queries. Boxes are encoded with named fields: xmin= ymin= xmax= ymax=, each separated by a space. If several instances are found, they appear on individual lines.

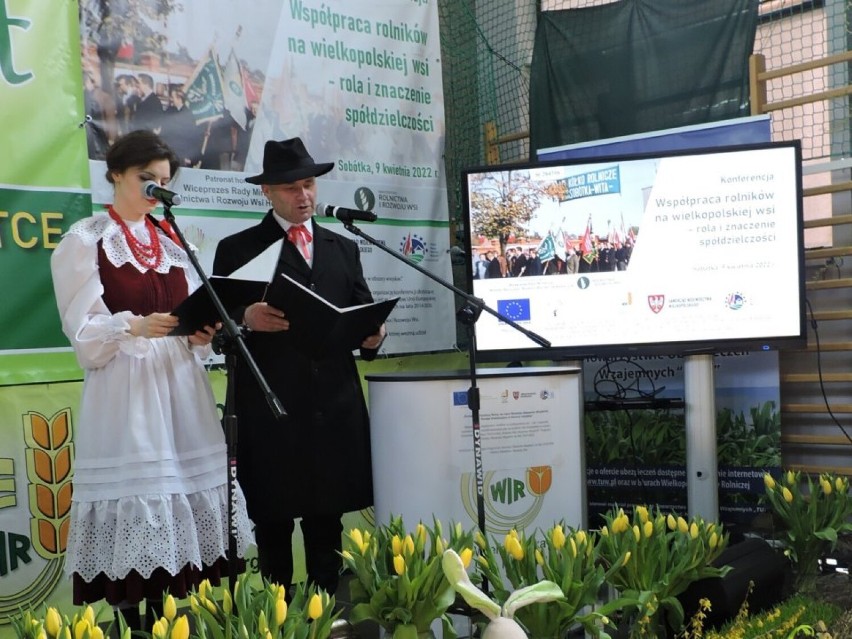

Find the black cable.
xmin=805 ymin=297 xmax=852 ymax=445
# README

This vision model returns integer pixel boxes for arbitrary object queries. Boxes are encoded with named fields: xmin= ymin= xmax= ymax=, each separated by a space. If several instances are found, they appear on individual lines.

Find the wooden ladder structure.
xmin=750 ymin=52 xmax=852 ymax=475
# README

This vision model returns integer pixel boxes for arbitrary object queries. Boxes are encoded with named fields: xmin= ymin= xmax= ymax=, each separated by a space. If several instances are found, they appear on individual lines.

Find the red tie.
xmin=287 ymin=224 xmax=312 ymax=261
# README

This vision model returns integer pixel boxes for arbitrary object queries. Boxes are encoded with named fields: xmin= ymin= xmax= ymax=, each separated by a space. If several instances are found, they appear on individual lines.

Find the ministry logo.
xmin=400 ymin=232 xmax=428 ymax=263
xmin=354 ymin=187 xmax=376 ymax=211
xmin=725 ymin=292 xmax=746 ymax=310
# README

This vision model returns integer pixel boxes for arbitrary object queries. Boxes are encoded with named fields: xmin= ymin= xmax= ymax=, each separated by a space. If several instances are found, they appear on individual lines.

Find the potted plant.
xmin=596 ymin=505 xmax=730 ymax=638
xmin=472 ymin=523 xmax=624 ymax=638
xmin=763 ymin=470 xmax=852 ymax=593
xmin=340 ymin=514 xmax=475 ymax=639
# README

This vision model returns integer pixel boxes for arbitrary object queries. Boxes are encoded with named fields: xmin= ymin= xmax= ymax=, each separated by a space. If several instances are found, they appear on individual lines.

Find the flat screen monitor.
xmin=461 ymin=141 xmax=805 ymax=362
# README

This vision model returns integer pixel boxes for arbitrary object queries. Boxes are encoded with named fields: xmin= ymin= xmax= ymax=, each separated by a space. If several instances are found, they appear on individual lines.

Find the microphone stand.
xmin=159 ymin=203 xmax=287 ymax=592
xmin=336 ymin=215 xmax=549 ymax=572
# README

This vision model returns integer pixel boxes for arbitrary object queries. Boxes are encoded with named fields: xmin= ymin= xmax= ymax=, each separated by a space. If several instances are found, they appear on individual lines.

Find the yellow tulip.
xmin=786 ymin=470 xmax=796 ymax=485
xmin=632 ymin=525 xmax=640 ymax=542
xmin=403 ymin=534 xmax=415 ymax=556
xmin=666 ymin=514 xmax=676 ymax=531
xmin=205 ymin=599 xmax=217 ymax=615
xmin=170 ymin=617 xmax=189 ymax=639
xmin=37 ymin=631 xmax=47 ymax=639
xmin=459 ymin=547 xmax=473 ymax=568
xmin=837 ymin=477 xmax=846 ymax=492
xmin=455 ymin=522 xmax=464 ymax=537
xmin=782 ymin=486 xmax=793 ymax=503
xmin=83 ymin=608 xmax=95 ymax=629
xmin=393 ymin=553 xmax=405 ymax=575
xmin=276 ymin=584 xmax=286 ymax=601
xmin=535 ymin=549 xmax=544 ymax=566
xmin=575 ymin=530 xmax=587 ymax=546
xmin=709 ymin=532 xmax=719 ymax=549
xmin=643 ymin=521 xmax=654 ymax=538
xmin=189 ymin=596 xmax=199 ymax=614
xmin=63 ymin=626 xmax=72 ymax=639
xmin=199 ymin=579 xmax=211 ymax=600
xmin=763 ymin=474 xmax=776 ymax=491
xmin=689 ymin=523 xmax=699 ymax=539
xmin=616 ymin=514 xmax=630 ymax=534
xmin=308 ymin=594 xmax=323 ymax=620
xmin=350 ymin=528 xmax=364 ymax=550
xmin=551 ymin=525 xmax=566 ymax=549
xmin=622 ymin=551 xmax=631 ymax=567
xmin=391 ymin=534 xmax=403 ymax=555
xmin=508 ymin=528 xmax=519 ymax=539
xmin=363 ymin=530 xmax=372 ymax=545
xmin=234 ymin=578 xmax=241 ymax=602
xmin=475 ymin=531 xmax=487 ymax=549
xmin=476 ymin=555 xmax=490 ymax=569
xmin=415 ymin=523 xmax=427 ymax=548
xmin=275 ymin=598 xmax=287 ymax=626
xmin=90 ymin=629 xmax=103 ymax=639
xmin=223 ymin=588 xmax=233 ymax=615
xmin=436 ymin=537 xmax=445 ymax=554
xmin=74 ymin=620 xmax=89 ymax=639
xmin=636 ymin=505 xmax=649 ymax=523
xmin=341 ymin=550 xmax=354 ymax=561
xmin=164 ymin=595 xmax=177 ymax=621
xmin=266 ymin=632 xmax=273 ymax=639
xmin=821 ymin=479 xmax=832 ymax=496
xmin=601 ymin=526 xmax=609 ymax=537
xmin=677 ymin=517 xmax=688 ymax=534
xmin=258 ymin=611 xmax=268 ymax=635
xmin=151 ymin=620 xmax=166 ymax=639
xmin=45 ymin=608 xmax=62 ymax=637
xmin=569 ymin=538 xmax=577 ymax=558
xmin=507 ymin=535 xmax=524 ymax=560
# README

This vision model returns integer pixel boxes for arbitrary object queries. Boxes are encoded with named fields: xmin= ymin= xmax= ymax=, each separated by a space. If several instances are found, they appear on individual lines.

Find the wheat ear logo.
xmin=0 ymin=410 xmax=72 ymax=621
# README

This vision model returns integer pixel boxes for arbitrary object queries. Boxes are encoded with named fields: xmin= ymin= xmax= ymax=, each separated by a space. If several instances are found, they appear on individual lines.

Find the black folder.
xmin=170 ymin=272 xmax=398 ymax=354
xmin=169 ymin=277 xmax=267 ymax=336
xmin=265 ymin=272 xmax=399 ymax=355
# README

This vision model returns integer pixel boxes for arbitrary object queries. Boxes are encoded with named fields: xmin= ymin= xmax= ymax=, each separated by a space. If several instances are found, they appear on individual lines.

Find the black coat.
xmin=213 ymin=213 xmax=376 ymax=522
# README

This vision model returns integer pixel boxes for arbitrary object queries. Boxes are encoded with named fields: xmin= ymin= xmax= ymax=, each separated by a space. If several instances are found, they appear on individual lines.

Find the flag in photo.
xmin=222 ymin=48 xmax=248 ymax=129
xmin=537 ymin=232 xmax=557 ymax=262
xmin=581 ymin=215 xmax=597 ymax=264
xmin=497 ymin=298 xmax=531 ymax=322
xmin=184 ymin=49 xmax=225 ymax=125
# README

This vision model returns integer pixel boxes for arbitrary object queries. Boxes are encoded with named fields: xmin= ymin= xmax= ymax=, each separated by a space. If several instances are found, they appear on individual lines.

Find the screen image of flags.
xmin=497 ymin=298 xmax=532 ymax=322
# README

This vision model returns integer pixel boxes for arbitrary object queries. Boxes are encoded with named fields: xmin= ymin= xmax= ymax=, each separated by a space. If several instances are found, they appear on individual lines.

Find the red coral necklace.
xmin=108 ymin=206 xmax=162 ymax=269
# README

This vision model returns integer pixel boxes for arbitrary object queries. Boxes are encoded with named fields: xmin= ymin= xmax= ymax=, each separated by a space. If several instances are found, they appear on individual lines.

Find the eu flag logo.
xmin=497 ymin=298 xmax=531 ymax=322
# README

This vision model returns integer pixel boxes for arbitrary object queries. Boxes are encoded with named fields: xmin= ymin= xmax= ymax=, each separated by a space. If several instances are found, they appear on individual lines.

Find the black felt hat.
xmin=245 ymin=137 xmax=334 ymax=185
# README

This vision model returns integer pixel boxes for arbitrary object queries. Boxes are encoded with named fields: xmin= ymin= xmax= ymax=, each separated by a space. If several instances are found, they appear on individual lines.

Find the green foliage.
xmin=584 ymin=409 xmax=686 ymax=466
xmin=189 ymin=575 xmax=339 ymax=639
xmin=340 ymin=515 xmax=475 ymax=639
xmin=597 ymin=506 xmax=730 ymax=637
xmin=763 ymin=470 xmax=852 ymax=592
xmin=472 ymin=524 xmax=623 ymax=638
xmin=717 ymin=401 xmax=780 ymax=467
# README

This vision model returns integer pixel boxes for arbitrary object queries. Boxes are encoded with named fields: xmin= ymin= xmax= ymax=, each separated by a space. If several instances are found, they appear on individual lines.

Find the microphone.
xmin=315 ymin=202 xmax=377 ymax=223
xmin=142 ymin=180 xmax=182 ymax=207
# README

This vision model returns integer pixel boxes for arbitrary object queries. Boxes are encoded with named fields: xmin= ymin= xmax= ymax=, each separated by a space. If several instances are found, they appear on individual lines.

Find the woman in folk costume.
xmin=50 ymin=130 xmax=254 ymax=630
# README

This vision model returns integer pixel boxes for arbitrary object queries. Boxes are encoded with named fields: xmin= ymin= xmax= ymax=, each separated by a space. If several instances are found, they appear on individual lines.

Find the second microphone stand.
xmin=160 ymin=204 xmax=286 ymax=590
xmin=336 ymin=215 xmax=550 ymax=548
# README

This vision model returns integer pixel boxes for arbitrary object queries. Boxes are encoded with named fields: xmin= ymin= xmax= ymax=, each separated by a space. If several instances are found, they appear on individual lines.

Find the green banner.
xmin=0 ymin=0 xmax=89 ymax=382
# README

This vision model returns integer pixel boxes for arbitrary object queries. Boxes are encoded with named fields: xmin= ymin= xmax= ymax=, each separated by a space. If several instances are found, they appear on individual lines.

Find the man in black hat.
xmin=212 ymin=137 xmax=385 ymax=595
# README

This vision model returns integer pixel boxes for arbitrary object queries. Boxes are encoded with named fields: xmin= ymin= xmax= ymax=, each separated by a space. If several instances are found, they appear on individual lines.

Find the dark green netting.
xmin=529 ymin=0 xmax=759 ymax=154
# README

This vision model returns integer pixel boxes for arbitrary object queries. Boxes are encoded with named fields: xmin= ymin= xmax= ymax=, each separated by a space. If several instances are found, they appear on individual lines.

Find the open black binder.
xmin=171 ymin=272 xmax=398 ymax=354
xmin=266 ymin=272 xmax=398 ymax=355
